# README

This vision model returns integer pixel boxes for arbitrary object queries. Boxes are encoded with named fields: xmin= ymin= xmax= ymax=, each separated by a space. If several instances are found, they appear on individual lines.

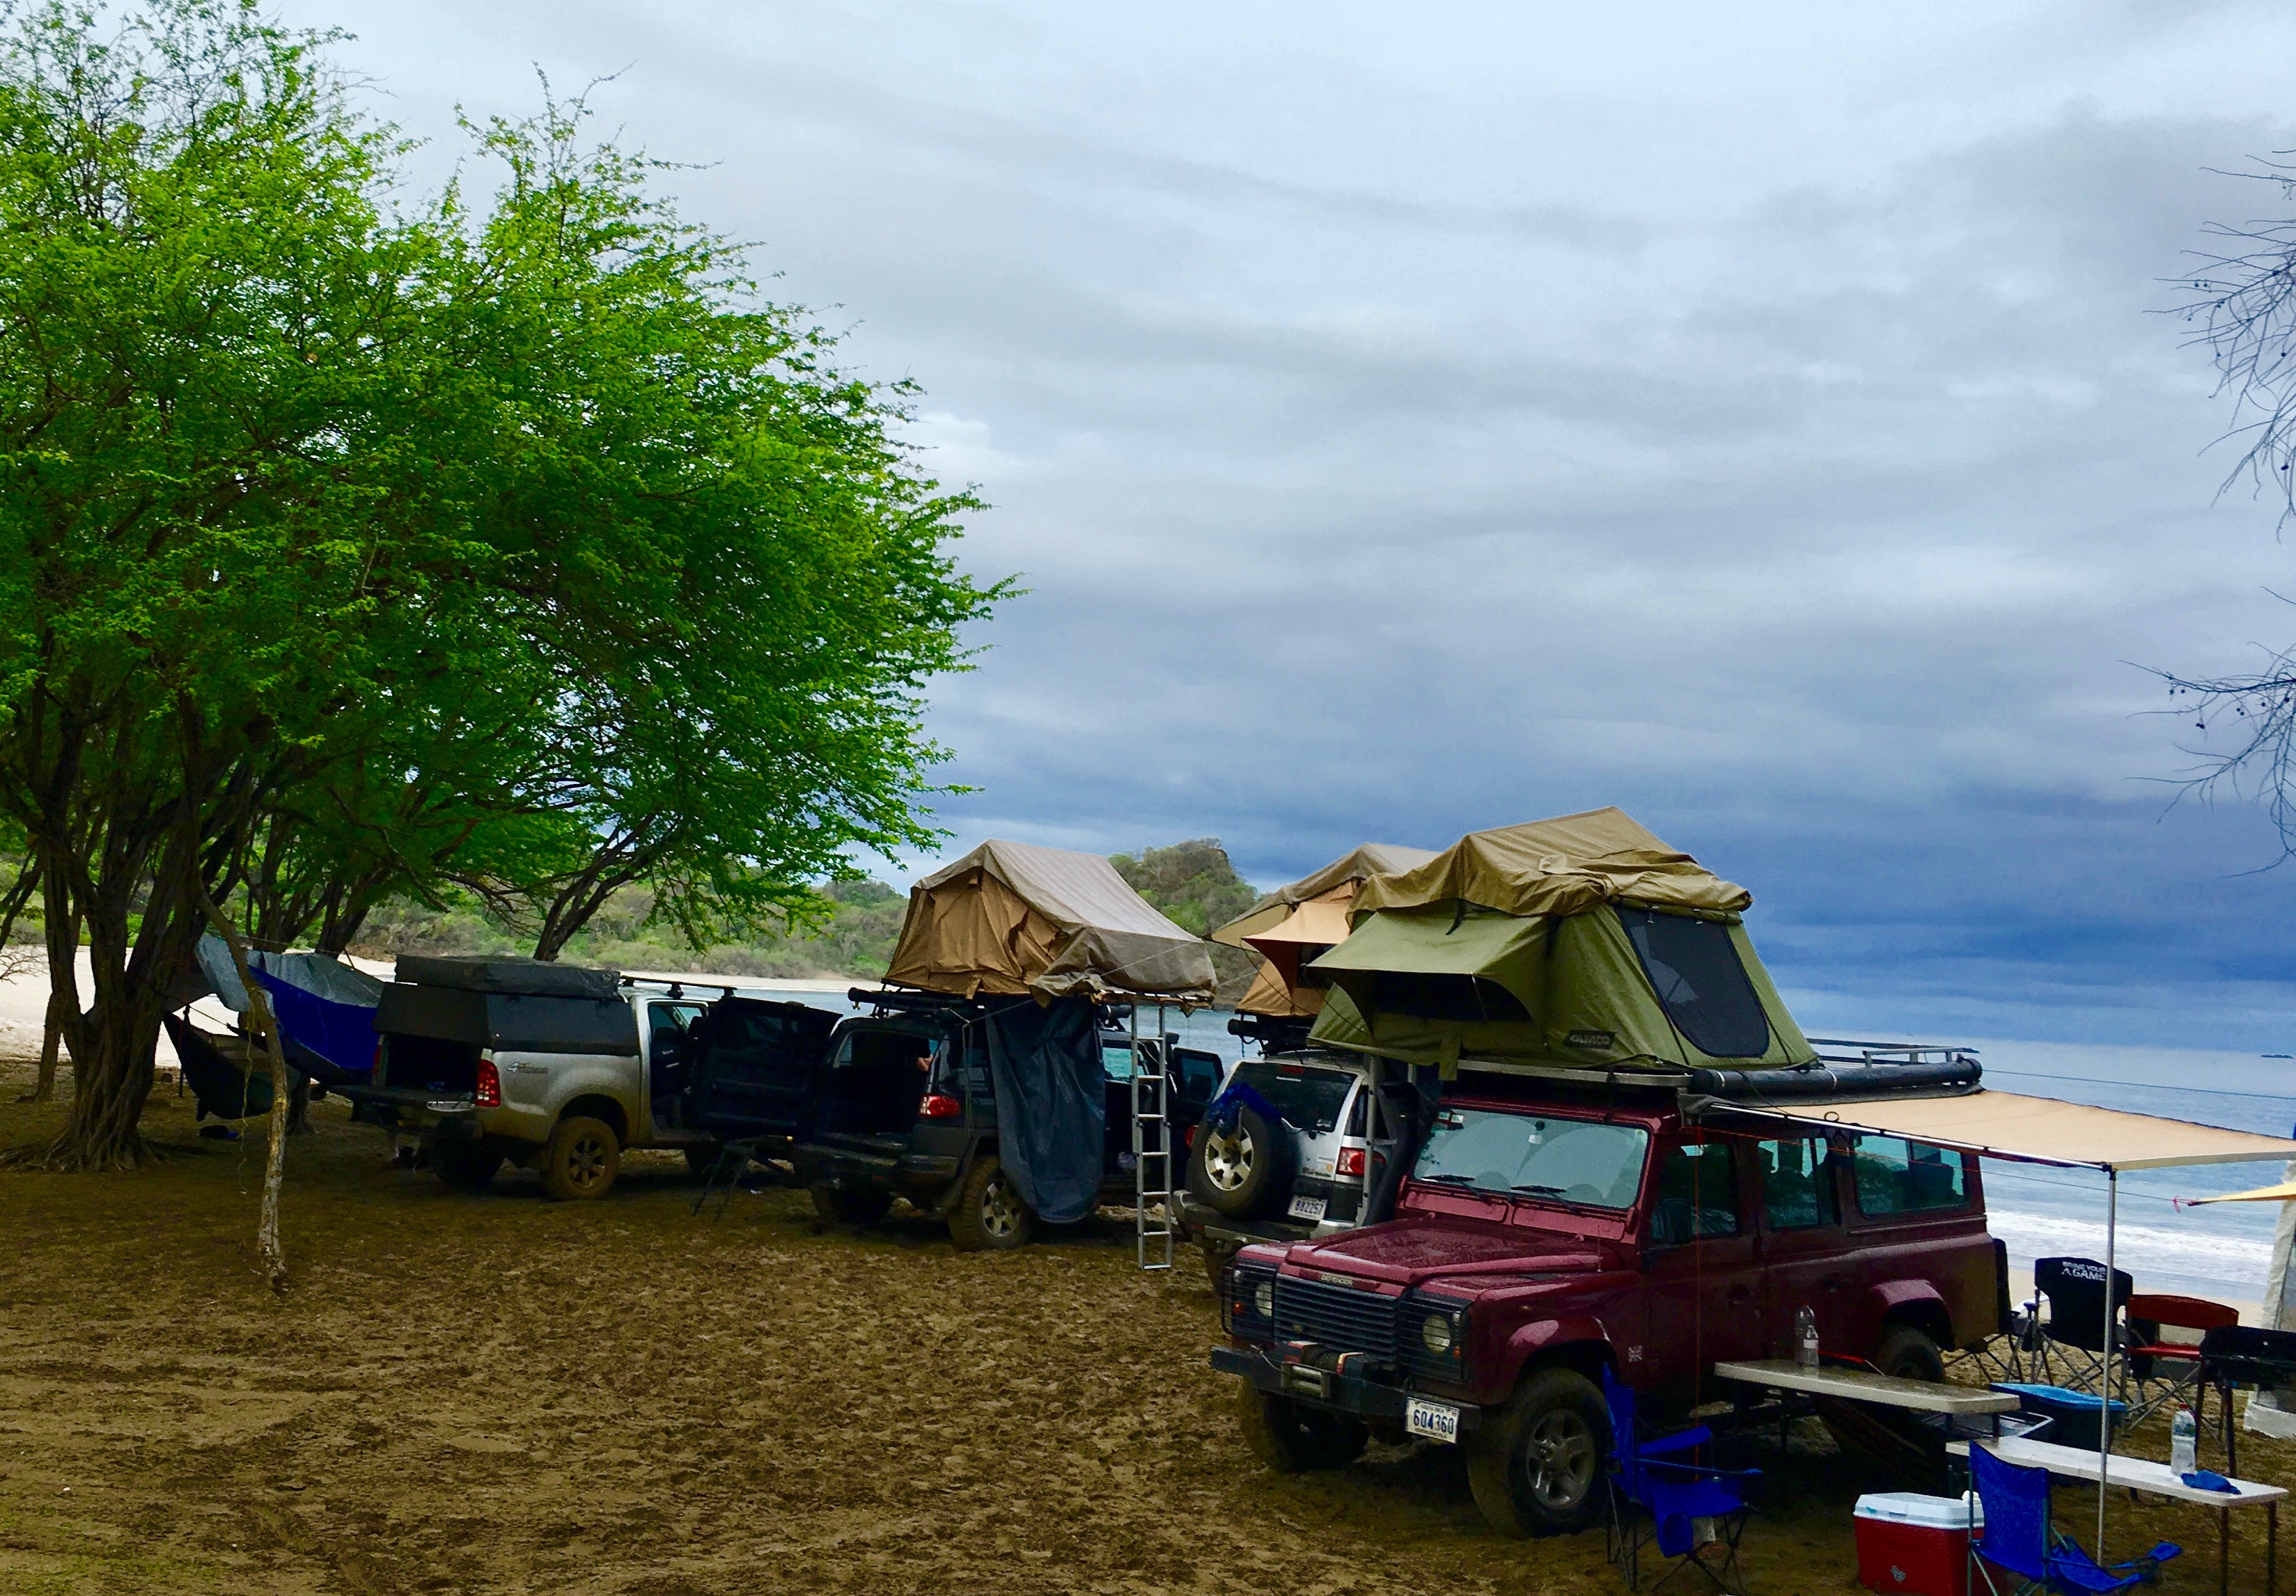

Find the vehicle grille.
xmin=1271 ymin=1275 xmax=1398 ymax=1356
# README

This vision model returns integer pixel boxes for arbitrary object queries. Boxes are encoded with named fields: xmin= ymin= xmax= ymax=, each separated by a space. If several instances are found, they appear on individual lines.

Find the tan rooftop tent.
xmin=884 ymin=839 xmax=1218 ymax=1003
xmin=1306 ymin=808 xmax=1813 ymax=1074
xmin=1212 ymin=843 xmax=1438 ymax=1019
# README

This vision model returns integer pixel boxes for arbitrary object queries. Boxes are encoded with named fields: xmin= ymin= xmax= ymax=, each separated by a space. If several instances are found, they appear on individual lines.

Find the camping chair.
xmin=1966 ymin=1445 xmax=2180 ymax=1595
xmin=2029 ymin=1258 xmax=2134 ymax=1397
xmin=2119 ymin=1293 xmax=2240 ymax=1437
xmin=1601 ymin=1366 xmax=1759 ymax=1594
xmin=2195 ymin=1324 xmax=2296 ymax=1478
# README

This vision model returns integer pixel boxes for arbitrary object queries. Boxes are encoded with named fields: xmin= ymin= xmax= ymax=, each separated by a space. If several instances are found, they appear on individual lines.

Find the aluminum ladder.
xmin=1132 ymin=1003 xmax=1175 ymax=1270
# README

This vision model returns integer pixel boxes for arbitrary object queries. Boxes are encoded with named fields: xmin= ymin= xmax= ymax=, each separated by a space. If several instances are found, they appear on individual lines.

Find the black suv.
xmin=685 ymin=987 xmax=1224 ymax=1250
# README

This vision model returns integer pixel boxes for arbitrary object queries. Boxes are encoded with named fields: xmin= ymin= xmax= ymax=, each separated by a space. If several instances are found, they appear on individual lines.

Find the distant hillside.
xmin=351 ymin=842 xmax=1270 ymax=1001
xmin=1110 ymin=838 xmax=1261 ymax=1001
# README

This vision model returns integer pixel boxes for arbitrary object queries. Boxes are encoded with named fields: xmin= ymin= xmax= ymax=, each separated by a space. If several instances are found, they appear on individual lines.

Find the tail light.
xmin=1186 ymin=1125 xmax=1198 ymax=1149
xmin=1336 ymin=1145 xmax=1367 ymax=1178
xmin=919 ymin=1092 xmax=962 ymax=1120
xmin=474 ymin=1056 xmax=501 ymax=1109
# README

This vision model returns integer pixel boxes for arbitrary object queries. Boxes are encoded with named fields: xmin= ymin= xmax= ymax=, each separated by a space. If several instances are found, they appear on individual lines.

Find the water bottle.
xmin=1796 ymin=1305 xmax=1820 ymax=1370
xmin=2171 ymin=1404 xmax=2198 ymax=1476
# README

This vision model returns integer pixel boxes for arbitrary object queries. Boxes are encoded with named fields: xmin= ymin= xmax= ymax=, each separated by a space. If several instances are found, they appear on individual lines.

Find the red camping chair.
xmin=2121 ymin=1293 xmax=2241 ymax=1443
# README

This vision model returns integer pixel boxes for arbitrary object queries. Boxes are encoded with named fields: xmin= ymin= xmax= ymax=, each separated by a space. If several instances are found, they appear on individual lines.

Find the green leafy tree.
xmin=0 ymin=1 xmax=1000 ymax=1168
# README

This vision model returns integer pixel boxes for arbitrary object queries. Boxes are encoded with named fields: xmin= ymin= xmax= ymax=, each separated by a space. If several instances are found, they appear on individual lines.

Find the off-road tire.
xmin=1236 ymin=1386 xmax=1368 ymax=1473
xmin=1875 ymin=1323 xmax=1946 ymax=1384
xmin=540 ymin=1116 xmax=620 ymax=1201
xmin=1466 ymin=1368 xmax=1613 ymax=1538
xmin=435 ymin=1141 xmax=503 ymax=1191
xmin=810 ymin=1183 xmax=894 ymax=1226
xmin=948 ymin=1156 xmax=1033 ymax=1251
xmin=1189 ymin=1104 xmax=1289 ymax=1219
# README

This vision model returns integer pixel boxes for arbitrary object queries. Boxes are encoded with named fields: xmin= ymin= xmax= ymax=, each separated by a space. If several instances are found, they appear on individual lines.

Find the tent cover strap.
xmin=1354 ymin=806 xmax=1751 ymax=921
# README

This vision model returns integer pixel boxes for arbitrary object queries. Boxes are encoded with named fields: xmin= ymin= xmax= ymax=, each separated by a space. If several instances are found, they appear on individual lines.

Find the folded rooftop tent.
xmin=1210 ymin=843 xmax=1439 ymax=1019
xmin=884 ymin=838 xmax=1218 ymax=1004
xmin=1305 ymin=806 xmax=1816 ymax=1074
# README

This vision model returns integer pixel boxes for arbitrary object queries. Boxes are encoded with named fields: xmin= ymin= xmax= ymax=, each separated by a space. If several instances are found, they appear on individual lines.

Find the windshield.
xmin=1412 ymin=1109 xmax=1649 ymax=1208
xmin=1230 ymin=1059 xmax=1354 ymax=1135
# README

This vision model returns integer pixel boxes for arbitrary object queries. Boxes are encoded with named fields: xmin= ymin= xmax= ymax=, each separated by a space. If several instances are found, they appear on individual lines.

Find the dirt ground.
xmin=0 ymin=1076 xmax=2288 ymax=1595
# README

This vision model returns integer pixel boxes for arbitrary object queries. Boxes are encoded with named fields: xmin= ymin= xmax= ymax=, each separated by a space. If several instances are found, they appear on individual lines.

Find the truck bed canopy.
xmin=1213 ymin=842 xmax=1438 ymax=1019
xmin=884 ymin=839 xmax=1217 ymax=1003
xmin=1697 ymin=1087 xmax=2296 ymax=1172
xmin=1304 ymin=810 xmax=1813 ymax=1074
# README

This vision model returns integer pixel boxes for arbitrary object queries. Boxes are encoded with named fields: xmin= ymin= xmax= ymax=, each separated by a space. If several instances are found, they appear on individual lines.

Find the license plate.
xmin=1406 ymin=1398 xmax=1461 ymax=1444
xmin=1287 ymin=1194 xmax=1327 ymax=1221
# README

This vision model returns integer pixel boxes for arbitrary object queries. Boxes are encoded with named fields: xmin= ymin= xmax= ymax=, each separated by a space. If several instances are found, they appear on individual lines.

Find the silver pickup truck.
xmin=350 ymin=957 xmax=728 ymax=1200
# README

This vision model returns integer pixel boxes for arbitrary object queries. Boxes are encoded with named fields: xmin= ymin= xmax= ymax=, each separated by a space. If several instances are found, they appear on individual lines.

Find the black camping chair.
xmin=2196 ymin=1324 xmax=2296 ymax=1477
xmin=2030 ymin=1257 xmax=2134 ymax=1397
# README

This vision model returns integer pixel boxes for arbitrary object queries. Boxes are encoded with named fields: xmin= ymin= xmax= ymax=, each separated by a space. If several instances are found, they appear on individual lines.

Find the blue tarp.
xmin=981 ymin=996 xmax=1107 ymax=1225
xmin=194 ymin=937 xmax=384 ymax=1083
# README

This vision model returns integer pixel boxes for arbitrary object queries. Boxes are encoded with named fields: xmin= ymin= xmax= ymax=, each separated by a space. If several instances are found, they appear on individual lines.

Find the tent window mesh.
xmin=1368 ymin=972 xmax=1531 ymax=1023
xmin=1616 ymin=908 xmax=1771 ymax=1059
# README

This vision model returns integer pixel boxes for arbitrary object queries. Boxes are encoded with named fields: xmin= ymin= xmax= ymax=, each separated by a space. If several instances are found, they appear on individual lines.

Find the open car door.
xmin=687 ymin=997 xmax=841 ymax=1143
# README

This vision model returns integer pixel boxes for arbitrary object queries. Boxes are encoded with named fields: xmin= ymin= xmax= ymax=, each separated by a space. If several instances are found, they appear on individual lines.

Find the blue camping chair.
xmin=1967 ymin=1446 xmax=2180 ymax=1595
xmin=1601 ymin=1366 xmax=1760 ymax=1594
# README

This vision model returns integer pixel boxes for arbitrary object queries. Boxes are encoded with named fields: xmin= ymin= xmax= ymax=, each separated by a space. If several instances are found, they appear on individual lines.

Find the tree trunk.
xmin=201 ymin=891 xmax=291 ymax=1291
xmin=20 ymin=980 xmax=63 ymax=1104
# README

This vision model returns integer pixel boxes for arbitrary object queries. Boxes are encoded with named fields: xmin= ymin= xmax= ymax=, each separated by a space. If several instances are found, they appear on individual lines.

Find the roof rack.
xmin=1806 ymin=1037 xmax=1981 ymax=1069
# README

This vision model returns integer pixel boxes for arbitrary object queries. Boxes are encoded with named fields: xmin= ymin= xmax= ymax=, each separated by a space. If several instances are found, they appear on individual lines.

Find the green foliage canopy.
xmin=0 ymin=1 xmax=1002 ymax=1166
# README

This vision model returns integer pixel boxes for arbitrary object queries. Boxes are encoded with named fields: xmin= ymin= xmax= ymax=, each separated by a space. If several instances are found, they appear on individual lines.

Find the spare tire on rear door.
xmin=1188 ymin=1103 xmax=1291 ymax=1219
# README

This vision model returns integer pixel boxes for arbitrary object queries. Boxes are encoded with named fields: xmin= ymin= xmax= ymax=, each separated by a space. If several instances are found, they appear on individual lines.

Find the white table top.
xmin=1712 ymin=1359 xmax=2023 ymax=1415
xmin=1947 ymin=1436 xmax=2288 ymax=1508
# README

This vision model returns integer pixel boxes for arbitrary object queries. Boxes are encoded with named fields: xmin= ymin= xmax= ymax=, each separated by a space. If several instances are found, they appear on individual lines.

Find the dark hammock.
xmin=163 ymin=1011 xmax=274 ymax=1121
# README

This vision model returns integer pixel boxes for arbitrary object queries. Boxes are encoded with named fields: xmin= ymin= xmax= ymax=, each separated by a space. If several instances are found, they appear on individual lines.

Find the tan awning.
xmin=1242 ymin=891 xmax=1353 ymax=952
xmin=1705 ymin=1088 xmax=2296 ymax=1171
xmin=2189 ymin=1178 xmax=2296 ymax=1205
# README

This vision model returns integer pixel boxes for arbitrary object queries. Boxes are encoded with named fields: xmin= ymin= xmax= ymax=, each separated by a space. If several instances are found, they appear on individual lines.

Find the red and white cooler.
xmin=1852 ymin=1492 xmax=1985 ymax=1596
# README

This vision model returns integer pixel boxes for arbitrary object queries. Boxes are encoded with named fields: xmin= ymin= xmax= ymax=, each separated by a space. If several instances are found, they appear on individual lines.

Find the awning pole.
xmin=2098 ymin=1166 xmax=2118 ymax=1558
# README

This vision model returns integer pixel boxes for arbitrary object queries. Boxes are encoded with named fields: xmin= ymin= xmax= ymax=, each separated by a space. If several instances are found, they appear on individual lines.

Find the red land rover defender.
xmin=1212 ymin=1069 xmax=2000 ymax=1536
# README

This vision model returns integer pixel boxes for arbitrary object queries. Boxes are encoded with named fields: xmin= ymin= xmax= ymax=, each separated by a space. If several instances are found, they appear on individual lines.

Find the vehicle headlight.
xmin=1421 ymin=1314 xmax=1454 ymax=1354
xmin=1254 ymin=1279 xmax=1275 ymax=1320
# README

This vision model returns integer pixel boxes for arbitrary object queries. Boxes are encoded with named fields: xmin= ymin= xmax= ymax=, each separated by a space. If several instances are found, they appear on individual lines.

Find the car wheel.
xmin=1875 ymin=1323 xmax=1946 ymax=1384
xmin=435 ymin=1141 xmax=503 ymax=1191
xmin=1189 ymin=1104 xmax=1290 ymax=1219
xmin=810 ymin=1183 xmax=894 ymax=1226
xmin=1466 ymin=1368 xmax=1612 ymax=1538
xmin=948 ymin=1156 xmax=1034 ymax=1251
xmin=540 ymin=1115 xmax=620 ymax=1201
xmin=1236 ymin=1386 xmax=1368 ymax=1472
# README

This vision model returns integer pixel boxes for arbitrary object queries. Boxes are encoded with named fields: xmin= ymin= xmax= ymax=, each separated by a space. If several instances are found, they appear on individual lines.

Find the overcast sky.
xmin=288 ymin=0 xmax=2296 ymax=1051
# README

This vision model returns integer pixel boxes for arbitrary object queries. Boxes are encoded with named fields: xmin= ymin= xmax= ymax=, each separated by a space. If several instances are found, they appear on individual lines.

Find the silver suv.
xmin=1179 ymin=1049 xmax=1419 ymax=1278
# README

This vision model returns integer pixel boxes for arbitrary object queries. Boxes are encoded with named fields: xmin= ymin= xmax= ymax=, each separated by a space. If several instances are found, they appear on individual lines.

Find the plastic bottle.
xmin=1796 ymin=1305 xmax=1820 ymax=1371
xmin=2171 ymin=1404 xmax=2198 ymax=1476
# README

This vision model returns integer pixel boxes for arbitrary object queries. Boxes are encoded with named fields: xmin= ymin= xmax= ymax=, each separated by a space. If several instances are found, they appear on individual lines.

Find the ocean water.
xmin=741 ymin=989 xmax=2295 ymax=1306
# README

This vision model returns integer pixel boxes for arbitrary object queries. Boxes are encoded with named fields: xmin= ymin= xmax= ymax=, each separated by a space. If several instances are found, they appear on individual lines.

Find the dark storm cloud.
xmin=288 ymin=0 xmax=2296 ymax=1048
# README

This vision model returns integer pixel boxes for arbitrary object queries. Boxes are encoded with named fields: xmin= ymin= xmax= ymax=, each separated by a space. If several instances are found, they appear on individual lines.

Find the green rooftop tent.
xmin=1305 ymin=807 xmax=1815 ymax=1074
